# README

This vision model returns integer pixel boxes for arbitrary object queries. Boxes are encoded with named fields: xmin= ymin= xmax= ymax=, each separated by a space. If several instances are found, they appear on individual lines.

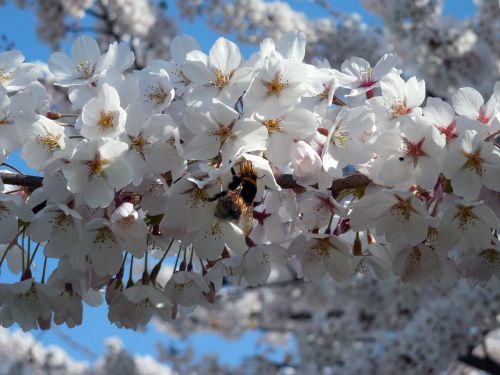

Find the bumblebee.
xmin=208 ymin=160 xmax=258 ymax=235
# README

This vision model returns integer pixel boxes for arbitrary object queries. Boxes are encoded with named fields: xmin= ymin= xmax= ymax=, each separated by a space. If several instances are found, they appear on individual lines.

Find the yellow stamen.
xmin=131 ymin=135 xmax=151 ymax=160
xmin=463 ymin=150 xmax=484 ymax=175
xmin=310 ymin=238 xmax=333 ymax=260
xmin=97 ymin=110 xmax=114 ymax=130
xmin=262 ymin=72 xmax=288 ymax=97
xmin=87 ymin=152 xmax=108 ymax=177
xmin=37 ymin=134 xmax=61 ymax=152
xmin=0 ymin=68 xmax=14 ymax=85
xmin=210 ymin=125 xmax=233 ymax=143
xmin=407 ymin=246 xmax=421 ymax=264
xmin=209 ymin=69 xmax=232 ymax=89
xmin=146 ymin=87 xmax=168 ymax=104
xmin=262 ymin=119 xmax=282 ymax=134
xmin=390 ymin=102 xmax=410 ymax=119
xmin=330 ymin=129 xmax=350 ymax=148
xmin=75 ymin=60 xmax=94 ymax=80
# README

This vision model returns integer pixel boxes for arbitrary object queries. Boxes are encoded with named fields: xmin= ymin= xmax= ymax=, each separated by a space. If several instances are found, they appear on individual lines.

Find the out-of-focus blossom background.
xmin=1 ymin=1 xmax=499 ymax=374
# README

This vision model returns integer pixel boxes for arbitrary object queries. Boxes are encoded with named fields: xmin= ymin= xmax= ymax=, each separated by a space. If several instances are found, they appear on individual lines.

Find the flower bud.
xmin=106 ymin=278 xmax=123 ymax=305
xmin=291 ymin=141 xmax=322 ymax=185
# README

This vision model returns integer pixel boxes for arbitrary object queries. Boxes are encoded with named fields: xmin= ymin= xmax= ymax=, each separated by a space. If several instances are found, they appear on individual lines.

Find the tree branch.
xmin=458 ymin=352 xmax=500 ymax=374
xmin=275 ymin=172 xmax=372 ymax=196
xmin=0 ymin=172 xmax=372 ymax=196
xmin=0 ymin=173 xmax=42 ymax=190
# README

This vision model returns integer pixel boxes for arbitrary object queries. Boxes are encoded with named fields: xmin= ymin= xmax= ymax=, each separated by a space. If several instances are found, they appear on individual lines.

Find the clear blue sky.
xmin=0 ymin=0 xmax=476 ymax=368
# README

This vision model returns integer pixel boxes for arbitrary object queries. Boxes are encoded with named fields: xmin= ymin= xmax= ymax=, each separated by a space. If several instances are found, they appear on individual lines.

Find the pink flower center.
xmin=476 ymin=107 xmax=489 ymax=124
xmin=402 ymin=137 xmax=426 ymax=164
xmin=253 ymin=210 xmax=271 ymax=226
xmin=359 ymin=68 xmax=376 ymax=88
xmin=436 ymin=121 xmax=457 ymax=144
xmin=390 ymin=102 xmax=411 ymax=119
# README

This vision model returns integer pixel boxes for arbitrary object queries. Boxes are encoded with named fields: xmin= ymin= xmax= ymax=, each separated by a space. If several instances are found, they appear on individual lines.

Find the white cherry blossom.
xmin=369 ymin=73 xmax=425 ymax=129
xmin=349 ymin=190 xmax=430 ymax=245
xmin=183 ymin=37 xmax=251 ymax=107
xmin=244 ymin=58 xmax=323 ymax=117
xmin=442 ymin=130 xmax=500 ymax=201
xmin=79 ymin=84 xmax=127 ymax=140
xmin=62 ymin=138 xmax=132 ymax=208
xmin=182 ymin=99 xmax=267 ymax=164
xmin=0 ymin=50 xmax=38 ymax=93
xmin=137 ymin=69 xmax=175 ymax=113
xmin=438 ymin=200 xmax=500 ymax=251
xmin=373 ymin=116 xmax=444 ymax=190
xmin=110 ymin=203 xmax=148 ymax=256
xmin=339 ymin=53 xmax=399 ymax=97
xmin=21 ymin=115 xmax=67 ymax=171
xmin=28 ymin=204 xmax=82 ymax=259
xmin=288 ymin=234 xmax=353 ymax=282
xmin=49 ymin=35 xmax=111 ymax=87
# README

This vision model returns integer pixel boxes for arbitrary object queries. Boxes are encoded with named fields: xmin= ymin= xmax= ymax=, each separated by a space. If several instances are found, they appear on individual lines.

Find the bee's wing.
xmin=241 ymin=204 xmax=254 ymax=237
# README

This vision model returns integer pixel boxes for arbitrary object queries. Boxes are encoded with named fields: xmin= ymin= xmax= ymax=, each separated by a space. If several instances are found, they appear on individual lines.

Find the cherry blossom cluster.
xmin=156 ymin=273 xmax=500 ymax=374
xmin=0 ymin=31 xmax=499 ymax=333
xmin=8 ymin=1 xmax=499 ymax=99
xmin=179 ymin=0 xmax=500 ymax=98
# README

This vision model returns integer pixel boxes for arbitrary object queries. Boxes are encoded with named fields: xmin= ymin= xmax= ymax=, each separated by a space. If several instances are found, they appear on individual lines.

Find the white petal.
xmin=83 ymin=177 xmax=115 ymax=208
xmin=452 ymin=87 xmax=484 ymax=118
xmin=405 ymin=76 xmax=425 ymax=108
xmin=208 ymin=38 xmax=241 ymax=72
xmin=276 ymin=31 xmax=306 ymax=61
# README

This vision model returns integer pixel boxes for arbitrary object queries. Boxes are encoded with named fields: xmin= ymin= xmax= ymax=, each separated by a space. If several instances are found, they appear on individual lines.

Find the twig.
xmin=1 ymin=162 xmax=25 ymax=175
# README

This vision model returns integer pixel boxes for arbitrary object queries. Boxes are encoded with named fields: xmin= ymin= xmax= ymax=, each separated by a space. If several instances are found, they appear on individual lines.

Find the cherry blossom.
xmin=183 ymin=37 xmax=250 ymax=107
xmin=288 ymin=233 xmax=353 ymax=282
xmin=49 ymin=35 xmax=112 ymax=87
xmin=443 ymin=130 xmax=500 ymax=201
xmin=369 ymin=73 xmax=425 ymax=129
xmin=339 ymin=53 xmax=399 ymax=97
xmin=79 ymin=83 xmax=127 ymax=140
xmin=0 ymin=32 xmax=499 ymax=368
xmin=182 ymin=99 xmax=267 ymax=164
xmin=438 ymin=200 xmax=500 ymax=251
xmin=62 ymin=138 xmax=132 ymax=208
xmin=0 ymin=50 xmax=38 ymax=93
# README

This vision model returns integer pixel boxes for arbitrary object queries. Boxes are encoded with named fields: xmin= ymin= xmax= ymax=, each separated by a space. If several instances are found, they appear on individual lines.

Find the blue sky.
xmin=0 ymin=0 xmax=476 ymax=368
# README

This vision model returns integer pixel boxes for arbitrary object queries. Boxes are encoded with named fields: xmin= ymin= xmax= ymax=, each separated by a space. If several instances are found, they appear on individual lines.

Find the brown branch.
xmin=0 ymin=173 xmax=43 ymax=190
xmin=274 ymin=172 xmax=372 ymax=197
xmin=459 ymin=352 xmax=500 ymax=374
xmin=1 ymin=172 xmax=372 ymax=196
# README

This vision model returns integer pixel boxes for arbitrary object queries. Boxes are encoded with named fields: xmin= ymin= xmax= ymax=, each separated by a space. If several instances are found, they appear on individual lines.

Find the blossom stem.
xmin=26 ymin=236 xmax=31 ymax=271
xmin=0 ymin=227 xmax=25 ymax=269
xmin=173 ymin=246 xmax=183 ymax=272
xmin=188 ymin=246 xmax=194 ymax=271
xmin=21 ymin=230 xmax=25 ymax=271
xmin=325 ymin=212 xmax=336 ymax=234
xmin=28 ymin=242 xmax=41 ymax=266
xmin=157 ymin=239 xmax=175 ymax=265
xmin=149 ymin=239 xmax=175 ymax=285
xmin=128 ymin=255 xmax=134 ymax=284
xmin=41 ymin=256 xmax=48 ymax=283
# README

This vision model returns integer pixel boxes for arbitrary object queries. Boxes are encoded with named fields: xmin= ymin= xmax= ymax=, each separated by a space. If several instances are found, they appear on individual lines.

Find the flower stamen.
xmin=97 ymin=110 xmax=115 ymax=130
xmin=463 ymin=150 xmax=484 ymax=175
xmin=262 ymin=72 xmax=288 ymax=97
